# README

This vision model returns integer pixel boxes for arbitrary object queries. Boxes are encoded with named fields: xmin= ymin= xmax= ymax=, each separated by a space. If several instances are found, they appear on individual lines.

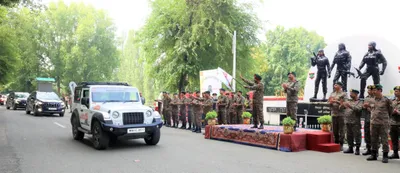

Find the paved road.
xmin=0 ymin=106 xmax=399 ymax=173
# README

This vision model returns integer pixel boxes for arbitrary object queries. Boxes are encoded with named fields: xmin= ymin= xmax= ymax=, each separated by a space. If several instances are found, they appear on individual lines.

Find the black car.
xmin=6 ymin=92 xmax=30 ymax=110
xmin=26 ymin=91 xmax=65 ymax=117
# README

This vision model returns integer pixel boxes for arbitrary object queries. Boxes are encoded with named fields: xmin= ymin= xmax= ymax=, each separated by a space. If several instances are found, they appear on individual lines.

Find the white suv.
xmin=69 ymin=82 xmax=162 ymax=150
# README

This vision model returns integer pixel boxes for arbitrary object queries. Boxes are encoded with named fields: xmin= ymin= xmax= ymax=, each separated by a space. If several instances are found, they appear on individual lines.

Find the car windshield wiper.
xmin=123 ymin=100 xmax=135 ymax=103
xmin=102 ymin=100 xmax=121 ymax=104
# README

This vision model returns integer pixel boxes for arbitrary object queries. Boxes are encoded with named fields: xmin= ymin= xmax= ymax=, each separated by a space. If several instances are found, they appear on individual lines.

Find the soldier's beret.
xmin=181 ymin=91 xmax=186 ymax=94
xmin=367 ymin=85 xmax=375 ymax=89
xmin=350 ymin=89 xmax=359 ymax=94
xmin=287 ymin=72 xmax=296 ymax=77
xmin=205 ymin=91 xmax=210 ymax=94
xmin=394 ymin=86 xmax=400 ymax=90
xmin=374 ymin=84 xmax=383 ymax=90
xmin=335 ymin=82 xmax=343 ymax=87
xmin=254 ymin=74 xmax=262 ymax=80
xmin=219 ymin=88 xmax=225 ymax=91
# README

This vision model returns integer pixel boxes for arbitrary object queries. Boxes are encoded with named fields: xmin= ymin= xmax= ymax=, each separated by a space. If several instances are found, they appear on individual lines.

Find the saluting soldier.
xmin=195 ymin=91 xmax=213 ymax=127
xmin=170 ymin=93 xmax=180 ymax=128
xmin=364 ymin=84 xmax=393 ymax=163
xmin=343 ymin=89 xmax=363 ymax=155
xmin=282 ymin=72 xmax=301 ymax=130
xmin=240 ymin=74 xmax=265 ymax=129
xmin=192 ymin=91 xmax=202 ymax=133
xmin=217 ymin=88 xmax=229 ymax=124
xmin=328 ymin=82 xmax=348 ymax=150
xmin=179 ymin=91 xmax=187 ymax=129
xmin=227 ymin=91 xmax=236 ymax=124
xmin=362 ymin=85 xmax=375 ymax=155
xmin=389 ymin=86 xmax=400 ymax=159
xmin=234 ymin=91 xmax=246 ymax=124
xmin=162 ymin=92 xmax=172 ymax=127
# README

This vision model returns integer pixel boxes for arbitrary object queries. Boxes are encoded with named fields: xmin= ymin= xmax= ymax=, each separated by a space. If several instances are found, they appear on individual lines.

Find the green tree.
xmin=259 ymin=26 xmax=325 ymax=96
xmin=0 ymin=0 xmax=20 ymax=6
xmin=139 ymin=0 xmax=260 ymax=94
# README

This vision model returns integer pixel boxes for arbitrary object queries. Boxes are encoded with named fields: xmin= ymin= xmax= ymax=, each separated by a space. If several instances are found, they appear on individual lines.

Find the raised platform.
xmin=204 ymin=125 xmax=340 ymax=153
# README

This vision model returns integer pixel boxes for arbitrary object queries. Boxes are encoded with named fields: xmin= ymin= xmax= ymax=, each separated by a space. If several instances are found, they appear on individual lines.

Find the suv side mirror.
xmin=81 ymin=97 xmax=89 ymax=107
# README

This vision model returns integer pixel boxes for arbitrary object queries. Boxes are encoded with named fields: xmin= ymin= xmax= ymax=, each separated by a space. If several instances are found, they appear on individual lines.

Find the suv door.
xmin=79 ymin=89 xmax=90 ymax=130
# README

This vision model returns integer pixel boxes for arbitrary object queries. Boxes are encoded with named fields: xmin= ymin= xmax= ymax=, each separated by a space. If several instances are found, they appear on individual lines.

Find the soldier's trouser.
xmin=390 ymin=125 xmax=400 ymax=151
xmin=371 ymin=124 xmax=389 ymax=152
xmin=364 ymin=120 xmax=371 ymax=149
xmin=172 ymin=110 xmax=179 ymax=125
xmin=252 ymin=103 xmax=264 ymax=125
xmin=229 ymin=111 xmax=237 ymax=124
xmin=180 ymin=109 xmax=186 ymax=125
xmin=217 ymin=110 xmax=227 ymax=124
xmin=315 ymin=71 xmax=327 ymax=95
xmin=360 ymin=67 xmax=380 ymax=98
xmin=227 ymin=111 xmax=232 ymax=124
xmin=188 ymin=110 xmax=193 ymax=126
xmin=332 ymin=116 xmax=345 ymax=144
xmin=286 ymin=102 xmax=298 ymax=121
xmin=194 ymin=111 xmax=202 ymax=128
xmin=164 ymin=110 xmax=172 ymax=125
xmin=236 ymin=109 xmax=243 ymax=124
xmin=346 ymin=123 xmax=361 ymax=147
xmin=333 ymin=70 xmax=348 ymax=92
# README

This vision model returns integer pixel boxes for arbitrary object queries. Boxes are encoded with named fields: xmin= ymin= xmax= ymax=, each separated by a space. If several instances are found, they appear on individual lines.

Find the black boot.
xmin=192 ymin=126 xmax=197 ymax=132
xmin=312 ymin=92 xmax=317 ymax=99
xmin=344 ymin=146 xmax=354 ymax=154
xmin=382 ymin=152 xmax=389 ymax=163
xmin=340 ymin=143 xmax=343 ymax=151
xmin=389 ymin=150 xmax=399 ymax=159
xmin=355 ymin=146 xmax=360 ymax=155
xmin=362 ymin=148 xmax=371 ymax=155
xmin=323 ymin=93 xmax=326 ymax=100
xmin=180 ymin=123 xmax=186 ymax=129
xmin=251 ymin=122 xmax=258 ymax=128
xmin=366 ymin=150 xmax=377 ymax=161
xmin=196 ymin=127 xmax=201 ymax=133
xmin=187 ymin=123 xmax=192 ymax=130
xmin=258 ymin=121 xmax=264 ymax=129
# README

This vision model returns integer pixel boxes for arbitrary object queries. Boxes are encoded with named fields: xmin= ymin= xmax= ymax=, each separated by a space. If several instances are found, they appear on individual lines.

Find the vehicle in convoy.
xmin=69 ymin=82 xmax=163 ymax=150
xmin=6 ymin=92 xmax=30 ymax=110
xmin=25 ymin=91 xmax=66 ymax=116
xmin=0 ymin=94 xmax=7 ymax=105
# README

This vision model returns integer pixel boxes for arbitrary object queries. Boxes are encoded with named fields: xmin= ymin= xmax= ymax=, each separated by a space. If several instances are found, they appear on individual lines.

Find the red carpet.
xmin=204 ymin=125 xmax=339 ymax=153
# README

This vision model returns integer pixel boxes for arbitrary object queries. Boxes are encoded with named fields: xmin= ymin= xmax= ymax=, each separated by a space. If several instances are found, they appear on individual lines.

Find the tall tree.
xmin=0 ymin=0 xmax=20 ymax=6
xmin=258 ymin=26 xmax=325 ymax=95
xmin=139 ymin=0 xmax=260 ymax=93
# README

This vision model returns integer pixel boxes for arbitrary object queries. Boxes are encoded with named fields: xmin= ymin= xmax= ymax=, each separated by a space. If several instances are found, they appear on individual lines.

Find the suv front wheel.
xmin=72 ymin=115 xmax=84 ymax=140
xmin=92 ymin=120 xmax=109 ymax=150
xmin=144 ymin=127 xmax=160 ymax=145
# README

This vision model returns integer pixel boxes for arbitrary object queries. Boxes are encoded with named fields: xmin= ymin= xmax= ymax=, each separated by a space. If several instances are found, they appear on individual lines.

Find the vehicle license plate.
xmin=127 ymin=128 xmax=145 ymax=133
xmin=48 ymin=108 xmax=57 ymax=110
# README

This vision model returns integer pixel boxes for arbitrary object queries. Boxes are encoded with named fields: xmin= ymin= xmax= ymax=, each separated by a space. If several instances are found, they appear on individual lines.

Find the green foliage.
xmin=242 ymin=111 xmax=252 ymax=118
xmin=256 ymin=26 xmax=326 ymax=96
xmin=205 ymin=111 xmax=217 ymax=120
xmin=138 ymin=0 xmax=260 ymax=93
xmin=0 ymin=0 xmax=20 ymax=7
xmin=281 ymin=117 xmax=296 ymax=126
xmin=317 ymin=115 xmax=332 ymax=124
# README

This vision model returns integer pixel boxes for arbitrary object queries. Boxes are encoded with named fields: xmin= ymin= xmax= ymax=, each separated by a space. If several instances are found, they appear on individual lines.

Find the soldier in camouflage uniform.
xmin=162 ymin=92 xmax=172 ymax=127
xmin=184 ymin=91 xmax=194 ymax=130
xmin=179 ymin=91 xmax=187 ymax=129
xmin=225 ymin=91 xmax=232 ymax=124
xmin=228 ymin=91 xmax=237 ymax=124
xmin=362 ymin=85 xmax=375 ymax=155
xmin=283 ymin=72 xmax=300 ymax=130
xmin=328 ymin=82 xmax=348 ymax=150
xmin=234 ymin=91 xmax=245 ymax=124
xmin=170 ymin=93 xmax=180 ymax=128
xmin=343 ymin=89 xmax=363 ymax=155
xmin=364 ymin=84 xmax=393 ymax=163
xmin=195 ymin=91 xmax=213 ymax=127
xmin=217 ymin=88 xmax=229 ymax=124
xmin=241 ymin=74 xmax=265 ymax=129
xmin=192 ymin=91 xmax=202 ymax=133
xmin=389 ymin=86 xmax=400 ymax=159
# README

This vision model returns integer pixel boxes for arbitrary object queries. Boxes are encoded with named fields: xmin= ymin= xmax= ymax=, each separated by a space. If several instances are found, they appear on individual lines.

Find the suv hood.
xmin=92 ymin=102 xmax=151 ymax=112
xmin=38 ymin=99 xmax=62 ymax=103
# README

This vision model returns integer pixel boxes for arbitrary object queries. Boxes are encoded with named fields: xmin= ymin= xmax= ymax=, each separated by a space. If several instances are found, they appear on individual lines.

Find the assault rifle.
xmin=342 ymin=67 xmax=363 ymax=79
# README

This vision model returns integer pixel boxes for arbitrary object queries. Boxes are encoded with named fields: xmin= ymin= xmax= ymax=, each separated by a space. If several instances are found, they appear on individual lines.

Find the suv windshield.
xmin=15 ymin=93 xmax=30 ymax=98
xmin=91 ymin=87 xmax=139 ymax=103
xmin=37 ymin=92 xmax=61 ymax=100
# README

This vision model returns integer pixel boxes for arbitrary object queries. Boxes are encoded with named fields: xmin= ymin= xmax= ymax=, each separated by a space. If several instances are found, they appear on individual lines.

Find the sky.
xmin=42 ymin=0 xmax=400 ymax=45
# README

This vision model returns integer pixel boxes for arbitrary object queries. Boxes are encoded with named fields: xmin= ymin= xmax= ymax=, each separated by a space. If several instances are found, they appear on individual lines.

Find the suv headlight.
xmin=35 ymin=101 xmax=43 ymax=105
xmin=146 ymin=110 xmax=152 ymax=117
xmin=112 ymin=111 xmax=119 ymax=118
xmin=15 ymin=100 xmax=19 ymax=103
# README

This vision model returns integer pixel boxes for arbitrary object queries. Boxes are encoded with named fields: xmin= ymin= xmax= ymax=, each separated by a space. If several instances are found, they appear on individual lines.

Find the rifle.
xmin=344 ymin=71 xmax=356 ymax=78
xmin=354 ymin=67 xmax=362 ymax=79
xmin=310 ymin=52 xmax=317 ymax=65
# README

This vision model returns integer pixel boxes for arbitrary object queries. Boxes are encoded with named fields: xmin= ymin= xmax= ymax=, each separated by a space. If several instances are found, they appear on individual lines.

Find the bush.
xmin=205 ymin=111 xmax=217 ymax=120
xmin=317 ymin=115 xmax=332 ymax=124
xmin=242 ymin=112 xmax=252 ymax=118
xmin=281 ymin=117 xmax=296 ymax=126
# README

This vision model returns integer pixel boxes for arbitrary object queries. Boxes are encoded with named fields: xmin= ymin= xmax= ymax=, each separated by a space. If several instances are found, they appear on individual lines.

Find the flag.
xmin=217 ymin=67 xmax=233 ymax=90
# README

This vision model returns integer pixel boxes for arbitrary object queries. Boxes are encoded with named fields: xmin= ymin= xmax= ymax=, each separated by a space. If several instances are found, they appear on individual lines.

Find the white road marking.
xmin=54 ymin=122 xmax=66 ymax=128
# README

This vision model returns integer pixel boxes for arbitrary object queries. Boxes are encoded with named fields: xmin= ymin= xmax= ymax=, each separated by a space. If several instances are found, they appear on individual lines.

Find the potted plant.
xmin=205 ymin=111 xmax=218 ymax=125
xmin=317 ymin=115 xmax=332 ymax=132
xmin=242 ymin=112 xmax=252 ymax=124
xmin=281 ymin=117 xmax=296 ymax=134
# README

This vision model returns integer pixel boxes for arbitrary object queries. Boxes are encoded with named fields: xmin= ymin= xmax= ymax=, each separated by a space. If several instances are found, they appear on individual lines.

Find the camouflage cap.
xmin=205 ymin=91 xmax=211 ymax=94
xmin=162 ymin=91 xmax=167 ymax=94
xmin=287 ymin=72 xmax=296 ymax=77
xmin=350 ymin=89 xmax=359 ymax=94
xmin=367 ymin=85 xmax=375 ymax=90
xmin=219 ymin=88 xmax=225 ymax=91
xmin=254 ymin=74 xmax=262 ymax=80
xmin=374 ymin=84 xmax=383 ymax=90
xmin=394 ymin=86 xmax=400 ymax=90
xmin=212 ymin=93 xmax=217 ymax=95
xmin=335 ymin=81 xmax=343 ymax=87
